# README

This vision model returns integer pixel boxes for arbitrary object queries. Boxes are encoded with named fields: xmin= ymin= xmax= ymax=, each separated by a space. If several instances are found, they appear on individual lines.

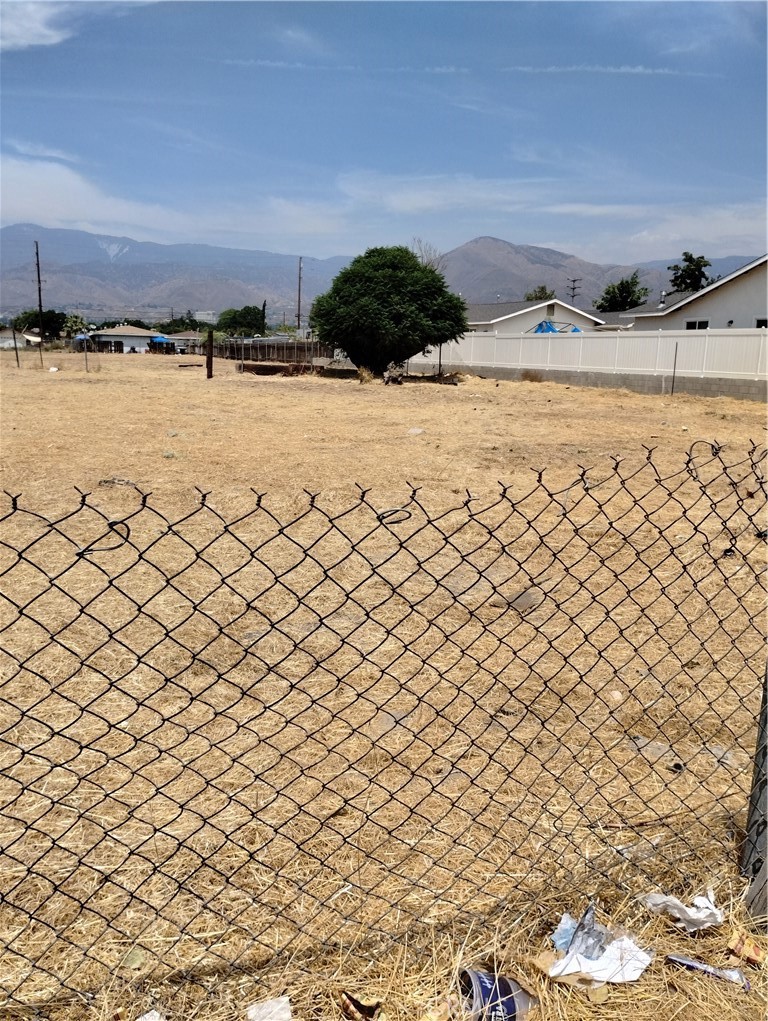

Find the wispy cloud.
xmin=222 ymin=58 xmax=469 ymax=75
xmin=127 ymin=117 xmax=220 ymax=153
xmin=2 ymin=154 xmax=764 ymax=264
xmin=0 ymin=2 xmax=79 ymax=51
xmin=0 ymin=1 xmax=155 ymax=52
xmin=223 ymin=58 xmax=360 ymax=72
xmin=5 ymin=138 xmax=79 ymax=163
xmin=502 ymin=64 xmax=716 ymax=77
xmin=271 ymin=25 xmax=328 ymax=56
xmin=337 ymin=171 xmax=553 ymax=215
xmin=542 ymin=202 xmax=653 ymax=219
xmin=0 ymin=153 xmax=349 ymax=248
xmin=0 ymin=155 xmax=193 ymax=238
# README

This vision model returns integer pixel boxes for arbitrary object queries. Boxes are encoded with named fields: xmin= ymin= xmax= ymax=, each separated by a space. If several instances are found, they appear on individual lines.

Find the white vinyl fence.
xmin=408 ymin=329 xmax=767 ymax=380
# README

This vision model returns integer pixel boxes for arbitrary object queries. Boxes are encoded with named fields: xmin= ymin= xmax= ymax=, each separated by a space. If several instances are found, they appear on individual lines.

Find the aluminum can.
xmin=457 ymin=969 xmax=537 ymax=1020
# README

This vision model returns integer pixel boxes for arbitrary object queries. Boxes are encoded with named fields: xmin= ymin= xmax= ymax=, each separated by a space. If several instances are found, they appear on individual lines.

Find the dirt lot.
xmin=0 ymin=352 xmax=766 ymax=1020
xmin=1 ymin=351 xmax=764 ymax=508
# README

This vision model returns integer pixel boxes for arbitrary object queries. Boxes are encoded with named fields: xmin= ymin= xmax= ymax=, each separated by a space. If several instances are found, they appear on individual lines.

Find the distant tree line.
xmin=9 ymin=303 xmax=270 ymax=338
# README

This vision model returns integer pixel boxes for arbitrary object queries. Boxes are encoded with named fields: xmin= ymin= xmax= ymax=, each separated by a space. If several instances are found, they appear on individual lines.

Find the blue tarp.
xmin=533 ymin=320 xmax=582 ymax=334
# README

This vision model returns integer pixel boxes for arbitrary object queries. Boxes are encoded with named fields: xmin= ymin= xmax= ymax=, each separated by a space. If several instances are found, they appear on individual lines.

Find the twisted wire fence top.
xmin=0 ymin=443 xmax=766 ymax=1010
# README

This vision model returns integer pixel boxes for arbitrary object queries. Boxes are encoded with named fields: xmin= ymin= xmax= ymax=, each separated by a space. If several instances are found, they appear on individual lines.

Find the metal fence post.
xmin=742 ymin=663 xmax=767 ymax=929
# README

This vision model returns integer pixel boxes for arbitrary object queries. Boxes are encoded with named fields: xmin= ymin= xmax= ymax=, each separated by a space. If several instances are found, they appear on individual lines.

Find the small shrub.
xmin=357 ymin=367 xmax=374 ymax=384
xmin=520 ymin=369 xmax=544 ymax=383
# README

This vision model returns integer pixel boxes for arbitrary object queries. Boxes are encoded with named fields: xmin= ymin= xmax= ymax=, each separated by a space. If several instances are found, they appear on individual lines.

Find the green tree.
xmin=12 ymin=308 xmax=66 ymax=338
xmin=667 ymin=252 xmax=713 ymax=292
xmin=63 ymin=313 xmax=89 ymax=338
xmin=525 ymin=284 xmax=556 ymax=301
xmin=98 ymin=318 xmax=151 ymax=330
xmin=311 ymin=246 xmax=467 ymax=375
xmin=217 ymin=303 xmax=267 ymax=336
xmin=594 ymin=272 xmax=650 ymax=312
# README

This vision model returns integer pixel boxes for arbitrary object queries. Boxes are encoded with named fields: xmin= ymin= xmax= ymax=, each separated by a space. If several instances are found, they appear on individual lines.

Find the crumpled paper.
xmin=548 ymin=936 xmax=653 ymax=985
xmin=639 ymin=889 xmax=723 ymax=932
xmin=538 ymin=902 xmax=653 ymax=989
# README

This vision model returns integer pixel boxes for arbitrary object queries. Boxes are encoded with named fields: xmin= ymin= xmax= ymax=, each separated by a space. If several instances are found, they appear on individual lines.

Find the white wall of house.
xmin=468 ymin=304 xmax=600 ymax=334
xmin=631 ymin=261 xmax=766 ymax=330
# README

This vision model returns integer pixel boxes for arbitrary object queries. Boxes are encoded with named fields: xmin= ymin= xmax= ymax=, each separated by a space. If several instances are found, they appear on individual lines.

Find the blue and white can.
xmin=457 ymin=969 xmax=537 ymax=1021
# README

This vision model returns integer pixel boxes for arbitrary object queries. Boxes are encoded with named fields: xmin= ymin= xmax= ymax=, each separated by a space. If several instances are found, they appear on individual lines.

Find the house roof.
xmin=584 ymin=309 xmax=627 ymax=325
xmin=623 ymin=255 xmax=767 ymax=319
xmin=92 ymin=325 xmax=166 ymax=338
xmin=466 ymin=299 xmax=604 ymax=326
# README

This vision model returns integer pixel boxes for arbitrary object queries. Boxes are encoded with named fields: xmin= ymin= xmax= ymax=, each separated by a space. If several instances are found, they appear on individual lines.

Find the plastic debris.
xmin=137 ymin=1012 xmax=165 ymax=1021
xmin=629 ymin=735 xmax=685 ymax=773
xmin=666 ymin=954 xmax=750 ymax=990
xmin=407 ymin=427 xmax=425 ymax=435
xmin=727 ymin=931 xmax=767 ymax=968
xmin=540 ymin=902 xmax=653 ymax=988
xmin=246 ymin=996 xmax=293 ymax=1021
xmin=49 ymin=366 xmax=59 ymax=372
xmin=551 ymin=902 xmax=610 ymax=958
xmin=639 ymin=889 xmax=723 ymax=932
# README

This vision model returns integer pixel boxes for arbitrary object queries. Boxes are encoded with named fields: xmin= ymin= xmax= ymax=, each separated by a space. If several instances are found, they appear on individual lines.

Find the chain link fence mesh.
xmin=0 ymin=442 xmax=765 ymax=1013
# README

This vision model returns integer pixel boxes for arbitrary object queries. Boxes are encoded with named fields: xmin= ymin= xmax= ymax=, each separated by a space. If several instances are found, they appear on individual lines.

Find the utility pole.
xmin=566 ymin=278 xmax=582 ymax=302
xmin=296 ymin=257 xmax=303 ymax=336
xmin=35 ymin=241 xmax=45 ymax=367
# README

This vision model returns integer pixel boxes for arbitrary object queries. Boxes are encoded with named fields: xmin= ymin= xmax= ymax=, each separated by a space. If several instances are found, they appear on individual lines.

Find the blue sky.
xmin=1 ymin=0 xmax=765 ymax=262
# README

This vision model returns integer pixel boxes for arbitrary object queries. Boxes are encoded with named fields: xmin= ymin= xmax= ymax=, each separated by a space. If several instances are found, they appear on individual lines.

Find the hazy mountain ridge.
xmin=0 ymin=224 xmax=756 ymax=319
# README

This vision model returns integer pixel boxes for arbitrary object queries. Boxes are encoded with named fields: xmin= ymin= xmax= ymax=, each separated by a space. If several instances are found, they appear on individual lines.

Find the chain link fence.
xmin=0 ymin=443 xmax=765 ymax=1014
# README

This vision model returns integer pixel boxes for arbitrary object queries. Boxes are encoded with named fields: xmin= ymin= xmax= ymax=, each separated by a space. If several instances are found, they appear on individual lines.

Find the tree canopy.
xmin=311 ymin=246 xmax=467 ymax=375
xmin=98 ymin=318 xmax=151 ymax=330
xmin=525 ymin=284 xmax=556 ymax=301
xmin=217 ymin=303 xmax=267 ymax=336
xmin=12 ymin=308 xmax=66 ymax=338
xmin=63 ymin=313 xmax=89 ymax=337
xmin=594 ymin=272 xmax=650 ymax=313
xmin=667 ymin=252 xmax=713 ymax=292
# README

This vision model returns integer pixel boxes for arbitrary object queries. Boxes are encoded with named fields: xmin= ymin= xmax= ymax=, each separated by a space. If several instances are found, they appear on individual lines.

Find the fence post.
xmin=742 ymin=664 xmax=767 ymax=930
xmin=206 ymin=328 xmax=213 ymax=379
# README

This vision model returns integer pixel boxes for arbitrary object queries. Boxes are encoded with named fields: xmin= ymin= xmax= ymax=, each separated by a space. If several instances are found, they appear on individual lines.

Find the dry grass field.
xmin=1 ymin=350 xmax=764 ymax=506
xmin=0 ymin=351 xmax=766 ymax=1021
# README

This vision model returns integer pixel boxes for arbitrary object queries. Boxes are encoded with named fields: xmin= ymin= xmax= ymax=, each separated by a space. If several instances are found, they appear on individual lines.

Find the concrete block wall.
xmin=435 ymin=364 xmax=767 ymax=402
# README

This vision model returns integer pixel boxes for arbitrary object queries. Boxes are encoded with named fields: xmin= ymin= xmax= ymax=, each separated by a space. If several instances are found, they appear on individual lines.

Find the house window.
xmin=685 ymin=320 xmax=709 ymax=330
xmin=756 ymin=318 xmax=768 ymax=328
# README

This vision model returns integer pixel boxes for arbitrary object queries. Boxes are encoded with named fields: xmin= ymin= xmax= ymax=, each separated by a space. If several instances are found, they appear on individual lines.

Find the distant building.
xmin=89 ymin=324 xmax=170 ymax=353
xmin=620 ymin=255 xmax=767 ymax=330
xmin=466 ymin=299 xmax=604 ymax=333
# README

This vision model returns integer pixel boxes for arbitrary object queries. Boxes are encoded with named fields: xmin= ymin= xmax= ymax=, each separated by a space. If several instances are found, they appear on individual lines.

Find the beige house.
xmin=620 ymin=255 xmax=767 ymax=330
xmin=466 ymin=299 xmax=604 ymax=334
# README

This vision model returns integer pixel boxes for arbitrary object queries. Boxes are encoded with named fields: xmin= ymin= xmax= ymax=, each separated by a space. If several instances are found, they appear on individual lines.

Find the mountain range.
xmin=0 ymin=223 xmax=756 ymax=323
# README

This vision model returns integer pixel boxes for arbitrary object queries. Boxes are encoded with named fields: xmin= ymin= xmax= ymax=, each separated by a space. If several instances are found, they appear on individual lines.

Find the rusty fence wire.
xmin=0 ymin=443 xmax=766 ymax=1013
